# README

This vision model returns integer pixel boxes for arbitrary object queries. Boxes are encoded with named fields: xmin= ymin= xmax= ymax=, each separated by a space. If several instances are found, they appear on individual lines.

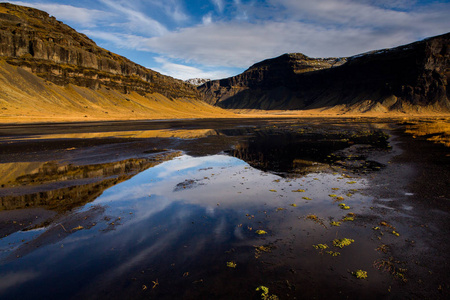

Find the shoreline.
xmin=1 ymin=111 xmax=449 ymax=125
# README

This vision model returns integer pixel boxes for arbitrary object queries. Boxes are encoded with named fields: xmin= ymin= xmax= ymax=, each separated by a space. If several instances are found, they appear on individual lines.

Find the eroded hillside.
xmin=199 ymin=33 xmax=450 ymax=114
xmin=0 ymin=3 xmax=238 ymax=122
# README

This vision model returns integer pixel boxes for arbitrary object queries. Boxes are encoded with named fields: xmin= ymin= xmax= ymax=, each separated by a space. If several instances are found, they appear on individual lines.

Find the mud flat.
xmin=0 ymin=118 xmax=449 ymax=299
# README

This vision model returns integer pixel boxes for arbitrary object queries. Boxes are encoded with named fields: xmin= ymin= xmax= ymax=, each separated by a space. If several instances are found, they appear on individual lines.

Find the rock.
xmin=199 ymin=33 xmax=450 ymax=113
xmin=0 ymin=3 xmax=198 ymax=99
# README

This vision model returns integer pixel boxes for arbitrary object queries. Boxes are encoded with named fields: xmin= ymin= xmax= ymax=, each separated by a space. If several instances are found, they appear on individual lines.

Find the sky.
xmin=6 ymin=0 xmax=450 ymax=80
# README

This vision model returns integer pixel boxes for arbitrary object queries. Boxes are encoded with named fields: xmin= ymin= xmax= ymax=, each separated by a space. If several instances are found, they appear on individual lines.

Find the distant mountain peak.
xmin=185 ymin=78 xmax=211 ymax=86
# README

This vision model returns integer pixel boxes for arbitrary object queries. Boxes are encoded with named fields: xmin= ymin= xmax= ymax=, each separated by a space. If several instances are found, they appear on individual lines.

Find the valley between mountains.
xmin=0 ymin=3 xmax=449 ymax=123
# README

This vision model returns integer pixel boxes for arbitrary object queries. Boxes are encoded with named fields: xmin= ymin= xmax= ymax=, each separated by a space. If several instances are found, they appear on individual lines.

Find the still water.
xmin=0 ymin=119 xmax=448 ymax=299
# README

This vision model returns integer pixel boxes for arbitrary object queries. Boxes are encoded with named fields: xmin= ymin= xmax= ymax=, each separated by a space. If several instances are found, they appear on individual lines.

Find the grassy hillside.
xmin=0 ymin=60 xmax=234 ymax=123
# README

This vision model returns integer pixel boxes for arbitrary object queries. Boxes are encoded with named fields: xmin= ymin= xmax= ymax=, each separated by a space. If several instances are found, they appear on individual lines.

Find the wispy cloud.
xmin=155 ymin=0 xmax=190 ymax=23
xmin=143 ymin=0 xmax=449 ymax=68
xmin=153 ymin=57 xmax=235 ymax=80
xmin=81 ymin=30 xmax=152 ymax=51
xmin=144 ymin=20 xmax=431 ymax=68
xmin=269 ymin=0 xmax=447 ymax=30
xmin=202 ymin=12 xmax=213 ymax=25
xmin=99 ymin=0 xmax=168 ymax=36
xmin=6 ymin=0 xmax=450 ymax=79
xmin=212 ymin=0 xmax=225 ymax=13
xmin=7 ymin=1 xmax=113 ymax=27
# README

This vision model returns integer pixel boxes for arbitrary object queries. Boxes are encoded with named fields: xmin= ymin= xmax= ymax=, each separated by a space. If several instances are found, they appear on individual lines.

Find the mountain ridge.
xmin=199 ymin=32 xmax=450 ymax=113
xmin=0 ymin=3 xmax=196 ymax=98
xmin=0 ymin=3 xmax=448 ymax=122
xmin=0 ymin=3 xmax=236 ymax=122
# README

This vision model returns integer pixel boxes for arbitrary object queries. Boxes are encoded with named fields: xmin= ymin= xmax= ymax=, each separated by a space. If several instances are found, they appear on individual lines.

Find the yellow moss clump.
xmin=313 ymin=243 xmax=328 ymax=250
xmin=333 ymin=238 xmax=354 ymax=248
xmin=256 ymin=286 xmax=279 ymax=300
xmin=339 ymin=203 xmax=350 ymax=210
xmin=353 ymin=270 xmax=368 ymax=279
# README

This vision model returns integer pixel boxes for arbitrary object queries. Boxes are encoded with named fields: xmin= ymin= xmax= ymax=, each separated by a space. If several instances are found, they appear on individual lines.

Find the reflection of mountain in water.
xmin=0 ymin=151 xmax=180 ymax=211
xmin=228 ymin=129 xmax=390 ymax=175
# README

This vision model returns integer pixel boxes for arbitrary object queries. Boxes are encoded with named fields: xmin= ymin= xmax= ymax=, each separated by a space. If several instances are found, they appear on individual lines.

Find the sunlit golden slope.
xmin=0 ymin=61 xmax=236 ymax=123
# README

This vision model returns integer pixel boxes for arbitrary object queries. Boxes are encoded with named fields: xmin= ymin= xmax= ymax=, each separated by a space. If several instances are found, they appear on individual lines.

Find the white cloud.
xmin=212 ymin=0 xmax=225 ymax=13
xmin=7 ymin=1 xmax=113 ymax=27
xmin=7 ymin=0 xmax=450 ymax=77
xmin=162 ymin=0 xmax=189 ymax=23
xmin=269 ymin=0 xmax=449 ymax=32
xmin=153 ymin=57 xmax=235 ymax=80
xmin=202 ymin=12 xmax=213 ymax=25
xmin=81 ymin=30 xmax=152 ymax=51
xmin=142 ymin=0 xmax=449 ymax=68
xmin=139 ymin=0 xmax=189 ymax=23
xmin=144 ymin=20 xmax=436 ymax=68
xmin=99 ymin=0 xmax=168 ymax=36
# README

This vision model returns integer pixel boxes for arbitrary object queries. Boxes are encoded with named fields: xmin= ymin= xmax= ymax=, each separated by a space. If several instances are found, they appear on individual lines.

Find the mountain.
xmin=185 ymin=78 xmax=210 ymax=86
xmin=199 ymin=33 xmax=450 ymax=113
xmin=0 ymin=3 xmax=231 ymax=122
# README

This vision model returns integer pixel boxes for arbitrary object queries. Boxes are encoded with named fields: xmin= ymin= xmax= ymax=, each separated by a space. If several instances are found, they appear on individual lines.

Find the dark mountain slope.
xmin=199 ymin=33 xmax=450 ymax=113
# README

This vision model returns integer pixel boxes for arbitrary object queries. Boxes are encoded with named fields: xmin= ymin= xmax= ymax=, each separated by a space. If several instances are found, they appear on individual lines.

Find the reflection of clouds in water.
xmin=91 ymin=155 xmax=244 ymax=205
xmin=95 ymin=205 xmax=213 ymax=285
xmin=83 ymin=153 xmax=371 ymax=254
xmin=234 ymin=226 xmax=245 ymax=240
xmin=214 ymin=217 xmax=227 ymax=243
xmin=0 ymin=271 xmax=39 ymax=293
xmin=157 ymin=155 xmax=244 ymax=178
xmin=91 ymin=184 xmax=150 ymax=204
xmin=206 ymin=206 xmax=216 ymax=217
xmin=107 ymin=230 xmax=181 ymax=280
xmin=112 ymin=198 xmax=175 ymax=230
xmin=89 ymin=154 xmax=370 ymax=214
xmin=157 ymin=156 xmax=204 ymax=178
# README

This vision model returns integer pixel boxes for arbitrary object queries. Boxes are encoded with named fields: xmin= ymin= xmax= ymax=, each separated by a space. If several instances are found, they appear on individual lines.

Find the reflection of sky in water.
xmin=0 ymin=154 xmax=372 ymax=298
xmin=87 ymin=154 xmax=368 ymax=214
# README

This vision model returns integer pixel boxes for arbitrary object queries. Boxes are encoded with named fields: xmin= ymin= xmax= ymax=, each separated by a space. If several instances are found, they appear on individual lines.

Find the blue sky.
xmin=6 ymin=0 xmax=450 ymax=80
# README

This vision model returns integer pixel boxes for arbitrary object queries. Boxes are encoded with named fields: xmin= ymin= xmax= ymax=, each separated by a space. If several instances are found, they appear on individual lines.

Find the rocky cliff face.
xmin=200 ymin=53 xmax=346 ymax=106
xmin=199 ymin=33 xmax=450 ymax=113
xmin=0 ymin=3 xmax=197 ymax=99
